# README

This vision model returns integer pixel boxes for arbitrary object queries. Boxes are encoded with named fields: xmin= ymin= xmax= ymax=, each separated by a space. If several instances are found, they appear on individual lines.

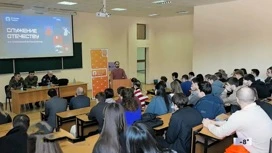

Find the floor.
xmin=1 ymin=84 xmax=231 ymax=153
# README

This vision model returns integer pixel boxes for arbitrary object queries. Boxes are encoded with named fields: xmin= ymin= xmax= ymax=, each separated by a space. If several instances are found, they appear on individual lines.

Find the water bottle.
xmin=20 ymin=83 xmax=23 ymax=91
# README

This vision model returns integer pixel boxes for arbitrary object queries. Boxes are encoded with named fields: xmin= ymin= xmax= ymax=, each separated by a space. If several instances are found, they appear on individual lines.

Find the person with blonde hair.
xmin=170 ymin=80 xmax=183 ymax=97
xmin=0 ymin=104 xmax=11 ymax=125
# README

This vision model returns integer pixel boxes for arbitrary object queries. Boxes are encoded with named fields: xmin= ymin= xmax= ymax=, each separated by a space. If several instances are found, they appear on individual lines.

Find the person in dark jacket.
xmin=41 ymin=71 xmax=58 ymax=85
xmin=163 ymin=93 xmax=203 ymax=153
xmin=265 ymin=66 xmax=272 ymax=94
xmin=45 ymin=88 xmax=67 ymax=129
xmin=25 ymin=71 xmax=40 ymax=109
xmin=243 ymin=74 xmax=270 ymax=99
xmin=0 ymin=114 xmax=30 ymax=153
xmin=88 ymin=92 xmax=109 ymax=132
xmin=69 ymin=87 xmax=90 ymax=110
xmin=194 ymin=81 xmax=226 ymax=119
xmin=0 ymin=105 xmax=11 ymax=125
xmin=181 ymin=75 xmax=192 ymax=97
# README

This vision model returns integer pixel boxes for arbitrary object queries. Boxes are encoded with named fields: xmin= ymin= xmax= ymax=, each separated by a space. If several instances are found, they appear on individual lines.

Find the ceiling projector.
xmin=96 ymin=12 xmax=110 ymax=17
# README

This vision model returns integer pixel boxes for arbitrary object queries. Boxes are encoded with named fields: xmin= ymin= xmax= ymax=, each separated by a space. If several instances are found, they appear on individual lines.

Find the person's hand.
xmin=202 ymin=118 xmax=213 ymax=127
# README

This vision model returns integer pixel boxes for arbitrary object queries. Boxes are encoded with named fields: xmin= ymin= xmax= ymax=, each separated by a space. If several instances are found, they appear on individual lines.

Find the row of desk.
xmin=11 ymin=82 xmax=88 ymax=114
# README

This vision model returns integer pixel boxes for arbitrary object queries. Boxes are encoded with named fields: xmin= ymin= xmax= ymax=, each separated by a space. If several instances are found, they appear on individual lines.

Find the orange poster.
xmin=91 ymin=49 xmax=109 ymax=97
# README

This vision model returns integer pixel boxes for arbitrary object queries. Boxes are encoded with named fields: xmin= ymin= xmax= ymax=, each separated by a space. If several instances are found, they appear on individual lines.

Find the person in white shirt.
xmin=203 ymin=86 xmax=272 ymax=153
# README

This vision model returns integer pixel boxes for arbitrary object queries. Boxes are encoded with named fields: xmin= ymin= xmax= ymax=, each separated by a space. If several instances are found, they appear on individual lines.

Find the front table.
xmin=11 ymin=82 xmax=87 ymax=114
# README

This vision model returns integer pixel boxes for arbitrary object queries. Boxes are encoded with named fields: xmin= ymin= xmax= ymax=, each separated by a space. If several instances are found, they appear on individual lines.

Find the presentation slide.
xmin=0 ymin=13 xmax=73 ymax=59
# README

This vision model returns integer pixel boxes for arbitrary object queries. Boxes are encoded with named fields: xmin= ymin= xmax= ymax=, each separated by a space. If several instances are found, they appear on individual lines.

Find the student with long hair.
xmin=170 ymin=80 xmax=183 ymax=97
xmin=126 ymin=123 xmax=175 ymax=153
xmin=93 ymin=103 xmax=127 ymax=153
xmin=121 ymin=88 xmax=141 ymax=126
xmin=145 ymin=82 xmax=171 ymax=115
xmin=0 ymin=104 xmax=11 ymax=125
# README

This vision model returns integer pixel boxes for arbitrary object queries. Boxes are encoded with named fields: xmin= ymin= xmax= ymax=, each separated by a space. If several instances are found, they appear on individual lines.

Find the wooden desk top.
xmin=58 ymin=82 xmax=87 ymax=88
xmin=154 ymin=113 xmax=172 ymax=130
xmin=60 ymin=134 xmax=99 ymax=153
xmin=76 ymin=114 xmax=89 ymax=122
xmin=11 ymin=86 xmax=58 ymax=93
xmin=57 ymin=106 xmax=92 ymax=119
xmin=0 ymin=123 xmax=12 ymax=137
xmin=46 ymin=129 xmax=75 ymax=140
xmin=199 ymin=127 xmax=221 ymax=140
xmin=145 ymin=94 xmax=154 ymax=103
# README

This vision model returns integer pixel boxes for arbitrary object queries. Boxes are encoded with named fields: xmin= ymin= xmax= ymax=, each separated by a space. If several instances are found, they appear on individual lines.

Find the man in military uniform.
xmin=24 ymin=71 xmax=38 ymax=88
xmin=24 ymin=71 xmax=40 ymax=108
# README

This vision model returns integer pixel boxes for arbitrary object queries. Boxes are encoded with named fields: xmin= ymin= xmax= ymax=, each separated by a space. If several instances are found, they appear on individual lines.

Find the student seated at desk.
xmin=93 ymin=103 xmax=126 ymax=153
xmin=0 ymin=114 xmax=30 ymax=153
xmin=126 ymin=123 xmax=175 ymax=153
xmin=181 ymin=74 xmax=192 ymax=97
xmin=104 ymin=88 xmax=116 ymax=103
xmin=132 ymin=80 xmax=148 ymax=109
xmin=69 ymin=87 xmax=90 ymax=110
xmin=27 ymin=121 xmax=60 ymax=153
xmin=7 ymin=72 xmax=25 ymax=98
xmin=145 ymin=82 xmax=172 ymax=116
xmin=0 ymin=106 xmax=11 ymax=125
xmin=88 ymin=92 xmax=109 ymax=132
xmin=25 ymin=71 xmax=40 ymax=109
xmin=194 ymin=81 xmax=225 ymax=119
xmin=45 ymin=88 xmax=67 ymax=129
xmin=169 ymin=80 xmax=183 ymax=97
xmin=203 ymin=87 xmax=272 ymax=153
xmin=188 ymin=77 xmax=201 ymax=106
xmin=121 ymin=88 xmax=141 ymax=127
xmin=161 ymin=93 xmax=203 ymax=153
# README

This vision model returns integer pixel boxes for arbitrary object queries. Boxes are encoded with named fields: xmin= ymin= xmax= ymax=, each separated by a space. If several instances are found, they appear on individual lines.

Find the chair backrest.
xmin=4 ymin=85 xmax=9 ymax=93
xmin=58 ymin=79 xmax=69 ymax=86
xmin=191 ymin=124 xmax=203 ymax=153
xmin=4 ymin=85 xmax=11 ymax=98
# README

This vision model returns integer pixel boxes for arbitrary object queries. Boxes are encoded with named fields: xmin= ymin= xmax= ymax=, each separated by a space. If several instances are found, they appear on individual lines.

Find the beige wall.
xmin=0 ymin=13 xmax=193 ymax=103
xmin=193 ymin=0 xmax=272 ymax=78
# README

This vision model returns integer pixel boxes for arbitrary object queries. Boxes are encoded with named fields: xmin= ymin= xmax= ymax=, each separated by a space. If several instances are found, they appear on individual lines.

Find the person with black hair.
xmin=45 ymin=88 xmax=67 ymax=129
xmin=93 ymin=103 xmax=126 ymax=153
xmin=241 ymin=68 xmax=247 ymax=75
xmin=188 ymin=78 xmax=201 ymax=105
xmin=160 ymin=76 xmax=170 ymax=88
xmin=172 ymin=72 xmax=181 ymax=84
xmin=220 ymin=77 xmax=240 ymax=113
xmin=265 ymin=66 xmax=272 ymax=95
xmin=88 ymin=92 xmax=108 ymax=132
xmin=251 ymin=69 xmax=264 ymax=82
xmin=0 ymin=114 xmax=30 ymax=153
xmin=233 ymin=70 xmax=244 ymax=86
xmin=133 ymin=80 xmax=148 ymax=109
xmin=188 ymin=72 xmax=195 ymax=81
xmin=121 ymin=88 xmax=141 ymax=126
xmin=196 ymin=74 xmax=204 ymax=83
xmin=126 ymin=123 xmax=175 ymax=153
xmin=194 ymin=81 xmax=225 ymax=119
xmin=162 ymin=93 xmax=202 ymax=153
xmin=145 ymin=82 xmax=172 ymax=115
xmin=104 ymin=88 xmax=116 ymax=103
xmin=110 ymin=61 xmax=127 ymax=80
xmin=215 ymin=72 xmax=227 ymax=82
xmin=7 ymin=72 xmax=24 ymax=98
xmin=181 ymin=74 xmax=192 ymax=97
xmin=243 ymin=74 xmax=270 ymax=99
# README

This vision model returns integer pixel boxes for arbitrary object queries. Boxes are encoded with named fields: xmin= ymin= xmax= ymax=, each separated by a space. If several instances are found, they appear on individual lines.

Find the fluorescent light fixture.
xmin=152 ymin=0 xmax=171 ymax=4
xmin=111 ymin=8 xmax=127 ymax=11
xmin=149 ymin=13 xmax=158 ymax=17
xmin=177 ymin=11 xmax=189 ymax=14
xmin=57 ymin=1 xmax=77 ymax=5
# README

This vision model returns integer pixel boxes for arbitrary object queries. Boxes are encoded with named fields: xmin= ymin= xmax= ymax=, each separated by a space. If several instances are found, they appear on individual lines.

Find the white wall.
xmin=193 ymin=0 xmax=272 ymax=78
xmin=0 ymin=13 xmax=193 ymax=103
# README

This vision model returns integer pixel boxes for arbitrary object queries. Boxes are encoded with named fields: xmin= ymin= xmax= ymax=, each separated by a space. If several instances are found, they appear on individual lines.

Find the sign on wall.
xmin=91 ymin=49 xmax=109 ymax=97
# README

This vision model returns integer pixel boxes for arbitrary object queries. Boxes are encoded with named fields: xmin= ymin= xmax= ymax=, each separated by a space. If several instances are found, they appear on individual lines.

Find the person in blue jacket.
xmin=145 ymin=81 xmax=172 ymax=115
xmin=207 ymin=75 xmax=224 ymax=97
xmin=194 ymin=81 xmax=225 ymax=119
